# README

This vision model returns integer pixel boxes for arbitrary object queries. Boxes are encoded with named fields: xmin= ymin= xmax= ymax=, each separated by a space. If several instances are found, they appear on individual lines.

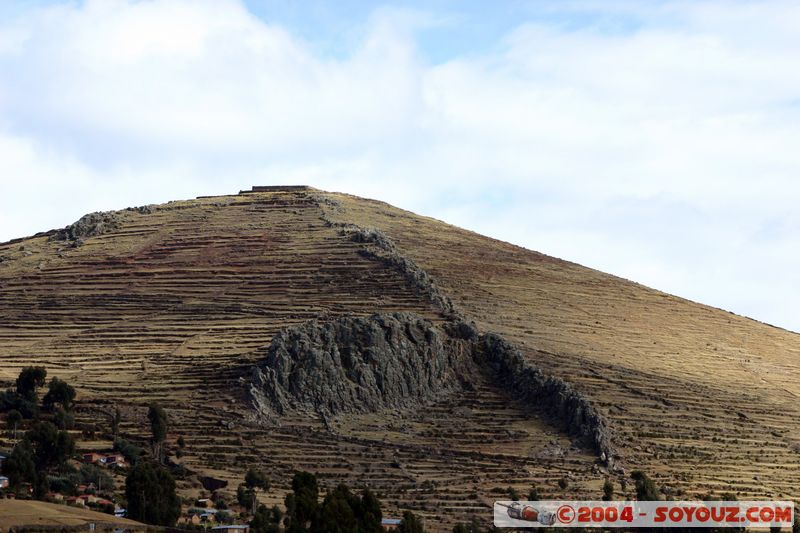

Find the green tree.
xmin=125 ymin=462 xmax=181 ymax=526
xmin=245 ymin=468 xmax=270 ymax=514
xmin=238 ymin=484 xmax=256 ymax=510
xmin=54 ymin=407 xmax=74 ymax=430
xmin=527 ymin=485 xmax=541 ymax=501
xmin=16 ymin=366 xmax=47 ymax=402
xmin=358 ymin=488 xmax=383 ymax=533
xmin=5 ymin=409 xmax=22 ymax=439
xmin=79 ymin=463 xmax=114 ymax=494
xmin=3 ymin=421 xmax=73 ymax=498
xmin=398 ymin=510 xmax=425 ymax=533
xmin=312 ymin=484 xmax=359 ymax=533
xmin=3 ymin=440 xmax=36 ymax=490
xmin=630 ymin=471 xmax=660 ymax=501
xmin=285 ymin=471 xmax=320 ymax=533
xmin=26 ymin=420 xmax=75 ymax=472
xmin=147 ymin=403 xmax=168 ymax=463
xmin=602 ymin=478 xmax=615 ymax=501
xmin=43 ymin=377 xmax=76 ymax=411
xmin=251 ymin=504 xmax=283 ymax=533
xmin=110 ymin=407 xmax=122 ymax=439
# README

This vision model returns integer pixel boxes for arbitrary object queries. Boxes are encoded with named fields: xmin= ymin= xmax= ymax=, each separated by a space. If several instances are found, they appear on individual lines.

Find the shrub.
xmin=630 ymin=471 xmax=659 ymax=501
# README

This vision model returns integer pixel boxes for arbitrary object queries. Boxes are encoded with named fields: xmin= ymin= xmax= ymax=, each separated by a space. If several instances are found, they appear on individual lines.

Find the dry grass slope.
xmin=0 ymin=499 xmax=143 ymax=530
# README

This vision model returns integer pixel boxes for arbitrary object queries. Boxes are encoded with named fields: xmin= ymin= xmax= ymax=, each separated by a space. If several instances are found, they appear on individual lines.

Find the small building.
xmin=200 ymin=513 xmax=217 ymax=523
xmin=179 ymin=514 xmax=202 ymax=526
xmin=83 ymin=452 xmax=104 ymax=464
xmin=0 ymin=476 xmax=9 ymax=489
xmin=382 ymin=518 xmax=402 ymax=530
xmin=212 ymin=526 xmax=250 ymax=533
xmin=66 ymin=496 xmax=86 ymax=507
xmin=103 ymin=453 xmax=126 ymax=467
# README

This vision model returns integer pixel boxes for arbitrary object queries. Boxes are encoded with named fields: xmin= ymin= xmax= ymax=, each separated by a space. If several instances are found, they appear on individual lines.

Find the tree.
xmin=26 ymin=420 xmax=75 ymax=472
xmin=54 ymin=407 xmax=74 ymax=430
xmin=630 ymin=471 xmax=660 ymax=501
xmin=3 ymin=440 xmax=36 ymax=490
xmin=43 ymin=377 xmax=76 ymax=411
xmin=238 ymin=484 xmax=256 ymax=510
xmin=16 ymin=366 xmax=47 ymax=402
xmin=309 ymin=484 xmax=383 ymax=533
xmin=147 ymin=403 xmax=168 ymax=464
xmin=398 ymin=510 xmax=425 ymax=533
xmin=312 ymin=484 xmax=359 ymax=533
xmin=125 ymin=462 xmax=181 ymax=526
xmin=3 ymin=421 xmax=73 ymax=498
xmin=251 ymin=504 xmax=283 ymax=533
xmin=453 ymin=520 xmax=482 ymax=533
xmin=285 ymin=471 xmax=319 ymax=533
xmin=602 ymin=478 xmax=614 ymax=501
xmin=79 ymin=463 xmax=114 ymax=494
xmin=245 ymin=468 xmax=270 ymax=514
xmin=358 ymin=488 xmax=383 ymax=533
xmin=527 ymin=485 xmax=541 ymax=501
xmin=110 ymin=407 xmax=122 ymax=438
xmin=5 ymin=409 xmax=22 ymax=439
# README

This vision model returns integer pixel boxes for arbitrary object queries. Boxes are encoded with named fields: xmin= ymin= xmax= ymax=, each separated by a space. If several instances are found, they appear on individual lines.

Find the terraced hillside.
xmin=1 ymin=186 xmax=798 ymax=529
xmin=324 ymin=192 xmax=800 ymax=501
xmin=0 ymin=188 xmax=601 ymax=530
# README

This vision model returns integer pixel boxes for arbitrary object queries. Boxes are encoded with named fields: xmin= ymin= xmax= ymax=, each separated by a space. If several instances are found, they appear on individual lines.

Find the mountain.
xmin=1 ymin=186 xmax=798 ymax=529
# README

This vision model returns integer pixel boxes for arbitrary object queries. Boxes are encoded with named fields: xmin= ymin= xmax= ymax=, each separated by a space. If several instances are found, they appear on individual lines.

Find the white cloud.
xmin=0 ymin=0 xmax=798 ymax=332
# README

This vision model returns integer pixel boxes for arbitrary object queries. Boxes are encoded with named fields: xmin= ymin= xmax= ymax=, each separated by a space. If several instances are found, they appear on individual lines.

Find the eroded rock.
xmin=50 ymin=212 xmax=120 ymax=243
xmin=250 ymin=313 xmax=476 ymax=418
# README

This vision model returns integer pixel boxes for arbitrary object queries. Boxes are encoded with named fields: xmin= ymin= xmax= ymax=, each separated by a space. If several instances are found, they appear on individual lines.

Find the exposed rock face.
xmin=345 ymin=226 xmax=462 ymax=320
xmin=250 ymin=313 xmax=475 ymax=418
xmin=51 ymin=212 xmax=120 ymax=243
xmin=477 ymin=333 xmax=614 ymax=464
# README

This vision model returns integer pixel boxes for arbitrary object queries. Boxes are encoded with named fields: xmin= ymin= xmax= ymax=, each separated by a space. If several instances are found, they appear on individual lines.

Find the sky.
xmin=0 ymin=0 xmax=798 ymax=332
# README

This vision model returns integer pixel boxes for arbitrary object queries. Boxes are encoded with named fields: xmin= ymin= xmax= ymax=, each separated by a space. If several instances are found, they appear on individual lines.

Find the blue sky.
xmin=0 ymin=0 xmax=798 ymax=332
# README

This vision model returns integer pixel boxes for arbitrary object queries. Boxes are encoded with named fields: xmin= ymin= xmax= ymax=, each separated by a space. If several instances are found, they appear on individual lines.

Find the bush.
xmin=398 ymin=510 xmax=425 ymax=533
xmin=602 ymin=478 xmax=614 ymax=501
xmin=630 ymin=471 xmax=659 ymax=501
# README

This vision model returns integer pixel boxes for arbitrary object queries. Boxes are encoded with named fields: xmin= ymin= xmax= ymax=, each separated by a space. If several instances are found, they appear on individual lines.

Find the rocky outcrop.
xmin=344 ymin=226 xmax=463 ymax=320
xmin=477 ymin=333 xmax=614 ymax=464
xmin=250 ymin=313 xmax=475 ymax=418
xmin=50 ymin=211 xmax=120 ymax=244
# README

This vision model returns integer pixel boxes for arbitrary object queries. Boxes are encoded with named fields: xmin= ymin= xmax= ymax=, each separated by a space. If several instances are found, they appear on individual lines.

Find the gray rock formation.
xmin=50 ymin=211 xmax=120 ymax=243
xmin=345 ymin=226 xmax=462 ymax=320
xmin=250 ymin=313 xmax=475 ymax=418
xmin=477 ymin=333 xmax=614 ymax=464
